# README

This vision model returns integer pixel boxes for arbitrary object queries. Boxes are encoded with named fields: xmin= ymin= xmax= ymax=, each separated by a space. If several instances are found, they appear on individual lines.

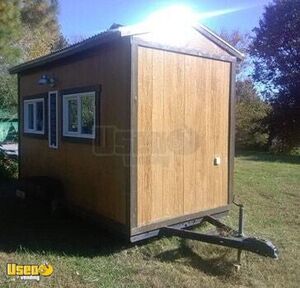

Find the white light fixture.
xmin=38 ymin=74 xmax=56 ymax=87
xmin=38 ymin=75 xmax=49 ymax=85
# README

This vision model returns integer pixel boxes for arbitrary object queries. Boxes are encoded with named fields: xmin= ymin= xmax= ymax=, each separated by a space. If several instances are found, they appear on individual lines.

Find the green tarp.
xmin=0 ymin=110 xmax=18 ymax=143
xmin=0 ymin=120 xmax=18 ymax=142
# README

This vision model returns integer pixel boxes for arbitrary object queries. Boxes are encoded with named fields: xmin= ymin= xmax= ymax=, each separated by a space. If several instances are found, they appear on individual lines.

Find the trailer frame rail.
xmin=160 ymin=204 xmax=278 ymax=265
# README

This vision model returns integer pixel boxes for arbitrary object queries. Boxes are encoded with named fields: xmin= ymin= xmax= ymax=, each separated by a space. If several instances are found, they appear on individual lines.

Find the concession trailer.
xmin=10 ymin=22 xmax=277 ymax=262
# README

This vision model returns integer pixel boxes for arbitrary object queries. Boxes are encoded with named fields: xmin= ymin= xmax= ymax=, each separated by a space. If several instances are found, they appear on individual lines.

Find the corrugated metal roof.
xmin=9 ymin=29 xmax=122 ymax=74
xmin=9 ymin=23 xmax=244 ymax=74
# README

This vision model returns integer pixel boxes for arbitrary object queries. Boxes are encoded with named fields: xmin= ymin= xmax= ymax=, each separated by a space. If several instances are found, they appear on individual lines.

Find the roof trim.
xmin=9 ymin=22 xmax=244 ymax=74
xmin=9 ymin=30 xmax=122 ymax=74
xmin=194 ymin=24 xmax=245 ymax=60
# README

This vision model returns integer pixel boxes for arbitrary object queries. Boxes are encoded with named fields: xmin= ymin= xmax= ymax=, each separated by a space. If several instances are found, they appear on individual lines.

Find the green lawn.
xmin=0 ymin=151 xmax=299 ymax=287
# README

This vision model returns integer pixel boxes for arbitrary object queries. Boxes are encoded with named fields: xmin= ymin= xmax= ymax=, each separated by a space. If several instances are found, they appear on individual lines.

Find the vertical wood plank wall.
xmin=137 ymin=46 xmax=231 ymax=226
xmin=19 ymin=39 xmax=131 ymax=225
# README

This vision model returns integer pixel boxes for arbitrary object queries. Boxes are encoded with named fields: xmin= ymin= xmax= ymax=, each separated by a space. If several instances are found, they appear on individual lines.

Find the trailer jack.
xmin=160 ymin=204 xmax=278 ymax=267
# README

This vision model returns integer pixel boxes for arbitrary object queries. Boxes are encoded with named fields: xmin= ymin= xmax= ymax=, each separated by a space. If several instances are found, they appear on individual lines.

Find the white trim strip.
xmin=48 ymin=91 xmax=58 ymax=149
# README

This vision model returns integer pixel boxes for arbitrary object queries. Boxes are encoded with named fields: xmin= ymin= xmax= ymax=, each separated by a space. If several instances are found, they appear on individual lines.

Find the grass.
xmin=0 ymin=151 xmax=299 ymax=287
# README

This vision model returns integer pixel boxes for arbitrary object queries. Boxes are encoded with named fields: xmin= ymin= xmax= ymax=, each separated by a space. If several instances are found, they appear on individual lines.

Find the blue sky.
xmin=58 ymin=0 xmax=272 ymax=41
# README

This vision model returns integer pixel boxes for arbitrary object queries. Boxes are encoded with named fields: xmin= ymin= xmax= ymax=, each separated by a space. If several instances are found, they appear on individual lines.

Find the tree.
xmin=19 ymin=0 xmax=67 ymax=60
xmin=219 ymin=30 xmax=252 ymax=80
xmin=0 ymin=0 xmax=22 ymax=66
xmin=219 ymin=30 xmax=271 ymax=149
xmin=0 ymin=74 xmax=18 ymax=113
xmin=0 ymin=1 xmax=21 ymax=114
xmin=250 ymin=0 xmax=300 ymax=152
xmin=235 ymin=80 xmax=271 ymax=150
xmin=0 ymin=0 xmax=67 ymax=114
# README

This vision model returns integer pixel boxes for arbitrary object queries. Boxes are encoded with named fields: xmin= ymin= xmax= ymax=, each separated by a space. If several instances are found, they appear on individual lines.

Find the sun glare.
xmin=140 ymin=5 xmax=200 ymax=46
xmin=144 ymin=4 xmax=253 ymax=29
xmin=145 ymin=5 xmax=200 ymax=30
xmin=135 ymin=4 xmax=252 ymax=47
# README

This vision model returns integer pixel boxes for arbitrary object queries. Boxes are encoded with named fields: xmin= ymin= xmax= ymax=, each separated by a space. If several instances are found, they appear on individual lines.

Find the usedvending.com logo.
xmin=6 ymin=263 xmax=53 ymax=281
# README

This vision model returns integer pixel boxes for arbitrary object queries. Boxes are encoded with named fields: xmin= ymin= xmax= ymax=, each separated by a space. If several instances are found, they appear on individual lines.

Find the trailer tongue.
xmin=160 ymin=203 xmax=278 ymax=266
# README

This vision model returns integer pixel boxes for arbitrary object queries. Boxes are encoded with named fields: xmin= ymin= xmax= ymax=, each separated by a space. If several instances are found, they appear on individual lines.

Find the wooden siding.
xmin=134 ymin=27 xmax=231 ymax=59
xmin=137 ymin=46 xmax=231 ymax=226
xmin=19 ymin=39 xmax=131 ymax=225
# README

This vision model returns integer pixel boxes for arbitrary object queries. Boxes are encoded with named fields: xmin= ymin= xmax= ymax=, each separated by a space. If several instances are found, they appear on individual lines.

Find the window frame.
xmin=62 ymin=91 xmax=96 ymax=139
xmin=24 ymin=97 xmax=45 ymax=135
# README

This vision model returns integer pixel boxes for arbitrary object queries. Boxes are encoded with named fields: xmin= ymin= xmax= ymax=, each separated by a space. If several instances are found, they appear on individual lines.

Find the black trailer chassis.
xmin=158 ymin=202 xmax=278 ymax=266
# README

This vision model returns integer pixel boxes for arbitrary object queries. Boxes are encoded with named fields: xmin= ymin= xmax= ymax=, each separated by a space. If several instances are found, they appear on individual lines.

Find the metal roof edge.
xmin=9 ymin=22 xmax=245 ymax=74
xmin=194 ymin=24 xmax=245 ymax=60
xmin=9 ymin=29 xmax=122 ymax=74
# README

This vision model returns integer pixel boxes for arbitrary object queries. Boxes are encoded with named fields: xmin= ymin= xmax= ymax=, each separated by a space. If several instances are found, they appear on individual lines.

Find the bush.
xmin=0 ymin=150 xmax=18 ymax=180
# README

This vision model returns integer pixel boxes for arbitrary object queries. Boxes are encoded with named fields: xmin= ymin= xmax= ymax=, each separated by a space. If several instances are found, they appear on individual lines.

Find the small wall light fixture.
xmin=38 ymin=74 xmax=56 ymax=87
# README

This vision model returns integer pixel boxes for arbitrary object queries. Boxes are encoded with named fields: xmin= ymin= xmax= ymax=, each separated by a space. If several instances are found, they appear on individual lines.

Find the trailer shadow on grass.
xmin=0 ymin=186 xmax=126 ymax=258
xmin=0 ymin=181 xmax=236 ymax=277
xmin=155 ymin=239 xmax=235 ymax=276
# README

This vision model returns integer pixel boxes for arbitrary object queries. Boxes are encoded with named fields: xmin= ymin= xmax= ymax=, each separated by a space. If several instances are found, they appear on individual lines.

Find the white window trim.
xmin=24 ymin=98 xmax=45 ymax=135
xmin=62 ymin=91 xmax=96 ymax=139
xmin=48 ymin=91 xmax=58 ymax=149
